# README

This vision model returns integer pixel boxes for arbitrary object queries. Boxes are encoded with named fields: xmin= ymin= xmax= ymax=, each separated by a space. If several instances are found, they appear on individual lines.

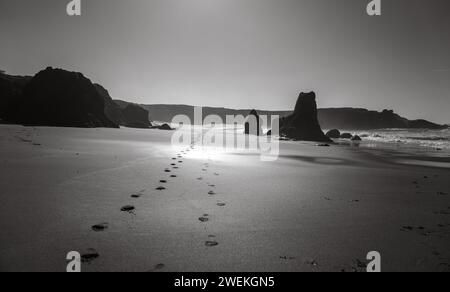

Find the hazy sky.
xmin=1 ymin=0 xmax=449 ymax=123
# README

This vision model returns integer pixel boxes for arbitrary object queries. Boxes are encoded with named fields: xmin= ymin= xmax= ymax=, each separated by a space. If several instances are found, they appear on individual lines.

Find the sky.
xmin=1 ymin=0 xmax=449 ymax=123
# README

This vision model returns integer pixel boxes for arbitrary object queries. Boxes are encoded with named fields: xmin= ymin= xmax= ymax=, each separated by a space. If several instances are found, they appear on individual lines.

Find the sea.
xmin=352 ymin=128 xmax=450 ymax=151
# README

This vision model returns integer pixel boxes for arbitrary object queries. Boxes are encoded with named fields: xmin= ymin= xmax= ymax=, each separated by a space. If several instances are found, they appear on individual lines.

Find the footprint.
xmin=199 ymin=217 xmax=209 ymax=223
xmin=208 ymin=184 xmax=216 ymax=187
xmin=131 ymin=193 xmax=142 ymax=198
xmin=160 ymin=180 xmax=167 ymax=183
xmin=170 ymin=175 xmax=177 ymax=178
xmin=401 ymin=226 xmax=425 ymax=232
xmin=154 ymin=263 xmax=165 ymax=270
xmin=81 ymin=249 xmax=100 ymax=263
xmin=354 ymin=259 xmax=367 ymax=269
xmin=208 ymin=191 xmax=216 ymax=196
xmin=280 ymin=256 xmax=296 ymax=260
xmin=214 ymin=173 xmax=219 ymax=176
xmin=205 ymin=241 xmax=219 ymax=247
xmin=306 ymin=260 xmax=319 ymax=267
xmin=156 ymin=186 xmax=166 ymax=191
xmin=217 ymin=202 xmax=226 ymax=207
xmin=165 ymin=169 xmax=171 ymax=173
xmin=91 ymin=223 xmax=108 ymax=232
xmin=121 ymin=205 xmax=135 ymax=213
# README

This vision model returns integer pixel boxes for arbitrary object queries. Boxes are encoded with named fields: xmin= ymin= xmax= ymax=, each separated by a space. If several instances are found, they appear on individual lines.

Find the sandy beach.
xmin=0 ymin=124 xmax=449 ymax=272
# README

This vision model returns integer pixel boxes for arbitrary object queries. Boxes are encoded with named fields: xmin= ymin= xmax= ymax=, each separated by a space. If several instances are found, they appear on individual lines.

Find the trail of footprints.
xmin=82 ymin=140 xmax=226 ymax=269
xmin=400 ymin=174 xmax=450 ymax=270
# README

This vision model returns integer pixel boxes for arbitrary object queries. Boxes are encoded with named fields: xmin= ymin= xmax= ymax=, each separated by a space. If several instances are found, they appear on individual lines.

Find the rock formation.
xmin=280 ymin=92 xmax=331 ymax=142
xmin=121 ymin=104 xmax=152 ymax=128
xmin=2 ymin=67 xmax=118 ymax=128
xmin=244 ymin=109 xmax=263 ymax=136
xmin=326 ymin=129 xmax=341 ymax=139
xmin=156 ymin=123 xmax=173 ymax=130
xmin=95 ymin=84 xmax=153 ymax=129
xmin=0 ymin=73 xmax=30 ymax=121
xmin=94 ymin=84 xmax=125 ymax=126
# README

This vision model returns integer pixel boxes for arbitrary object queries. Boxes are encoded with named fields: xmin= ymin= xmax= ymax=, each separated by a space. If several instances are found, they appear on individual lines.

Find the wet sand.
xmin=0 ymin=124 xmax=449 ymax=272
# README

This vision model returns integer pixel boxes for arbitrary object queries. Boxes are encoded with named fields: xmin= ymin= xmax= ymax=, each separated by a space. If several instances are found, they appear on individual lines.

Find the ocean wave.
xmin=354 ymin=129 xmax=450 ymax=150
xmin=404 ymin=136 xmax=449 ymax=142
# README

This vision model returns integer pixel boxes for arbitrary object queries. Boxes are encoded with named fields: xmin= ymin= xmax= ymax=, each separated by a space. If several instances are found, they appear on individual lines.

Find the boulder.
xmin=244 ymin=109 xmax=263 ymax=136
xmin=266 ymin=130 xmax=272 ymax=136
xmin=157 ymin=123 xmax=173 ymax=130
xmin=351 ymin=135 xmax=362 ymax=141
xmin=326 ymin=129 xmax=341 ymax=139
xmin=280 ymin=92 xmax=331 ymax=142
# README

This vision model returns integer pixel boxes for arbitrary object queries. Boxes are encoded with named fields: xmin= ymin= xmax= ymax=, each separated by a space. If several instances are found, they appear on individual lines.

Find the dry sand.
xmin=0 ymin=124 xmax=449 ymax=272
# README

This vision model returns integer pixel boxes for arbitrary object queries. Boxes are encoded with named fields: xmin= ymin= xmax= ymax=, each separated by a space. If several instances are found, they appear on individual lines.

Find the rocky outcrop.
xmin=156 ymin=123 xmax=173 ymax=130
xmin=326 ymin=129 xmax=341 ymax=139
xmin=1 ymin=68 xmax=154 ymax=129
xmin=95 ymin=84 xmax=153 ymax=129
xmin=280 ymin=92 xmax=331 ymax=142
xmin=94 ymin=84 xmax=125 ymax=126
xmin=150 ymin=123 xmax=174 ymax=130
xmin=2 ymin=68 xmax=118 ymax=128
xmin=244 ymin=109 xmax=263 ymax=136
xmin=0 ymin=73 xmax=31 ymax=120
xmin=121 ymin=104 xmax=152 ymax=128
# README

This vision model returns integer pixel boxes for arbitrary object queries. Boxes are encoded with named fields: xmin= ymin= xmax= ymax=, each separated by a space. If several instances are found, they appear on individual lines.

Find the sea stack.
xmin=280 ymin=92 xmax=331 ymax=142
xmin=244 ymin=109 xmax=263 ymax=136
